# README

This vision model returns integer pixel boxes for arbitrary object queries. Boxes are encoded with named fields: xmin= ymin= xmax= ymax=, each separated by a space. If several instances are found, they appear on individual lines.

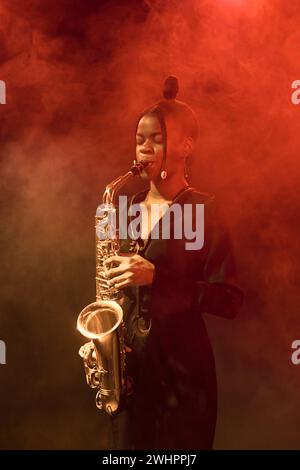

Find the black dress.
xmin=108 ymin=186 xmax=243 ymax=450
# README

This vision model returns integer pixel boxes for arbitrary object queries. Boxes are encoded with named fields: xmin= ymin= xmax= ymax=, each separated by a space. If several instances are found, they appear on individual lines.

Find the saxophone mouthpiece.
xmin=130 ymin=161 xmax=149 ymax=175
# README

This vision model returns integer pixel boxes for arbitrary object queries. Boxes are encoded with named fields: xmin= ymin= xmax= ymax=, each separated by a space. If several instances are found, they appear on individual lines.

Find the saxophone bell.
xmin=77 ymin=300 xmax=124 ymax=415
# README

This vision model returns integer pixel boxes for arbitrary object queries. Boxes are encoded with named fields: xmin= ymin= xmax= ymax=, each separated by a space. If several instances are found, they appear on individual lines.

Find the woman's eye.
xmin=136 ymin=136 xmax=144 ymax=145
xmin=154 ymin=135 xmax=163 ymax=144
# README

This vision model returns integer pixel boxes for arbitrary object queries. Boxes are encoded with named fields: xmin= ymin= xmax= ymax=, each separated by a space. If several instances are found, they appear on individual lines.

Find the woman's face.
xmin=135 ymin=114 xmax=164 ymax=181
xmin=136 ymin=113 xmax=188 ymax=181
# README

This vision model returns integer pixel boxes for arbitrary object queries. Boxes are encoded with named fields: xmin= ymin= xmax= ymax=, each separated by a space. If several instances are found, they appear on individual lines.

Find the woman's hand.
xmin=103 ymin=253 xmax=155 ymax=289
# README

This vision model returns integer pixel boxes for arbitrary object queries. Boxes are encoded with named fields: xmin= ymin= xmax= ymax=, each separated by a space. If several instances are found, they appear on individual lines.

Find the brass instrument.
xmin=77 ymin=162 xmax=146 ymax=416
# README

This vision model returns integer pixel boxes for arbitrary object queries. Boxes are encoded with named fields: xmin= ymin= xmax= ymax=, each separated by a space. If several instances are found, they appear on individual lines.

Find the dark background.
xmin=0 ymin=0 xmax=300 ymax=449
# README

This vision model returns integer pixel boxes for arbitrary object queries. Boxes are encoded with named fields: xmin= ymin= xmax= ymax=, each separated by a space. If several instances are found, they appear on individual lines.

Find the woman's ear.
xmin=183 ymin=137 xmax=195 ymax=157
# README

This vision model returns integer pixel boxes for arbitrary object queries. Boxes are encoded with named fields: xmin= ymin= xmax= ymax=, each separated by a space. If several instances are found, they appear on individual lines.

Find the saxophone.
xmin=77 ymin=161 xmax=146 ymax=416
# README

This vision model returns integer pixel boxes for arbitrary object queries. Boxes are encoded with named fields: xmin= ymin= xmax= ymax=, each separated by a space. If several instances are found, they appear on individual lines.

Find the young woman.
xmin=103 ymin=76 xmax=243 ymax=450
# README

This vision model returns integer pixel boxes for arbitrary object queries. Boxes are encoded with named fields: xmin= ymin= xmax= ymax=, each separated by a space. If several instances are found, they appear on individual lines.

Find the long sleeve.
xmin=149 ymin=267 xmax=243 ymax=319
xmin=148 ymin=199 xmax=243 ymax=319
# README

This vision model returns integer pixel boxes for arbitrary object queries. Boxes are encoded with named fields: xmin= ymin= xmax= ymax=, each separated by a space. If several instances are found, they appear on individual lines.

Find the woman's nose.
xmin=140 ymin=141 xmax=153 ymax=154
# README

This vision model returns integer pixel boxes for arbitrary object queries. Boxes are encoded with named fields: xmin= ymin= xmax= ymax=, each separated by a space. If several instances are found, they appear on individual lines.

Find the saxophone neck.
xmin=102 ymin=162 xmax=147 ymax=205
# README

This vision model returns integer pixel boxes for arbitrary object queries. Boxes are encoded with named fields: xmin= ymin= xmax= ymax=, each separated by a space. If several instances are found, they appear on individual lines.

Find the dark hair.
xmin=137 ymin=76 xmax=198 ymax=142
xmin=135 ymin=77 xmax=199 ymax=174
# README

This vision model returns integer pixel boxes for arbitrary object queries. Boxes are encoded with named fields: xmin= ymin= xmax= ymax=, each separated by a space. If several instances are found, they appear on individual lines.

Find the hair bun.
xmin=163 ymin=75 xmax=179 ymax=100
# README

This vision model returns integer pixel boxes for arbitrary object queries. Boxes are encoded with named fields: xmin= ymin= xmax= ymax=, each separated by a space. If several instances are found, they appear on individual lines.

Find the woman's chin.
xmin=140 ymin=170 xmax=151 ymax=180
xmin=141 ymin=168 xmax=159 ymax=181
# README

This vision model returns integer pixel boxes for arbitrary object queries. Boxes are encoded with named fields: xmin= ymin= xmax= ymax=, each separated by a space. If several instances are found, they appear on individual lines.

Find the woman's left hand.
xmin=103 ymin=253 xmax=155 ymax=289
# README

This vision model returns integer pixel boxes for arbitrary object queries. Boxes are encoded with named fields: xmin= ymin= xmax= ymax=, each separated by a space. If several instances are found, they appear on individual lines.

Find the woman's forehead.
xmin=137 ymin=114 xmax=162 ymax=134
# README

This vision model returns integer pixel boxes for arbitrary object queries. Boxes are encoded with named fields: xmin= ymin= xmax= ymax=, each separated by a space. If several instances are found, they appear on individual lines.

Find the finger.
xmin=110 ymin=272 xmax=130 ymax=285
xmin=97 ymin=278 xmax=111 ymax=289
xmin=114 ymin=278 xmax=132 ymax=289
xmin=104 ymin=254 xmax=134 ymax=266
xmin=111 ymin=273 xmax=132 ymax=289
xmin=107 ymin=266 xmax=127 ymax=278
xmin=103 ymin=255 xmax=124 ymax=267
